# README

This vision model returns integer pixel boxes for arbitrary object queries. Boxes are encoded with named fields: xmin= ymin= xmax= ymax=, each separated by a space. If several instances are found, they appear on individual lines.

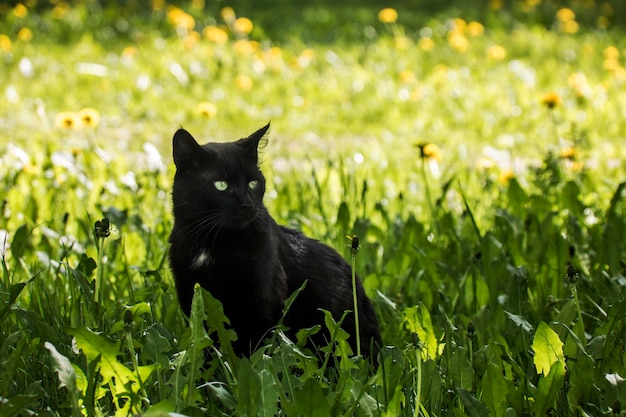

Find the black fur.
xmin=168 ymin=124 xmax=381 ymax=358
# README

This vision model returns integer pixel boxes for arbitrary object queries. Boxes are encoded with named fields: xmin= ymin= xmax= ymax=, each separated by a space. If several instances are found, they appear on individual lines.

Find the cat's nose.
xmin=240 ymin=195 xmax=254 ymax=210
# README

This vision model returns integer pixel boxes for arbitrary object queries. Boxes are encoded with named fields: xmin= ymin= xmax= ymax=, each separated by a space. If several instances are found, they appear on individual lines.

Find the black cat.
xmin=168 ymin=124 xmax=381 ymax=359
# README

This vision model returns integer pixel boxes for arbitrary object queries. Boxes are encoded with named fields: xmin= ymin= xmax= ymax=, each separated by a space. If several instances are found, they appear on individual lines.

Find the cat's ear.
xmin=241 ymin=123 xmax=270 ymax=158
xmin=173 ymin=128 xmax=201 ymax=167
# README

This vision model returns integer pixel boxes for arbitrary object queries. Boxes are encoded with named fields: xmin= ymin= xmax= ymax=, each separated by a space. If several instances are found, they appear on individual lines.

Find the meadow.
xmin=1 ymin=1 xmax=625 ymax=416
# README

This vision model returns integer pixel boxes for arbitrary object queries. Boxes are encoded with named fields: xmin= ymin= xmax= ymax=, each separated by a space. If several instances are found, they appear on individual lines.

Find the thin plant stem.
xmin=414 ymin=347 xmax=422 ymax=417
xmin=351 ymin=245 xmax=361 ymax=357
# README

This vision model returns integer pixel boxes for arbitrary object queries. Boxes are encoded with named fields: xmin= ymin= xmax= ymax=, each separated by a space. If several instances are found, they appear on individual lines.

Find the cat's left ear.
xmin=241 ymin=123 xmax=270 ymax=159
xmin=173 ymin=128 xmax=201 ymax=167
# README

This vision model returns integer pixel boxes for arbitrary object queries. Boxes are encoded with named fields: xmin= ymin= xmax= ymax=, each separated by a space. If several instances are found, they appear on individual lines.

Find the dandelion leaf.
xmin=480 ymin=364 xmax=509 ymax=416
xmin=236 ymin=358 xmax=263 ymax=417
xmin=532 ymin=321 xmax=565 ymax=376
xmin=532 ymin=361 xmax=565 ymax=416
xmin=291 ymin=378 xmax=331 ymax=417
xmin=44 ymin=341 xmax=78 ymax=393
xmin=403 ymin=303 xmax=438 ymax=360
xmin=200 ymin=286 xmax=237 ymax=359
xmin=456 ymin=388 xmax=490 ymax=417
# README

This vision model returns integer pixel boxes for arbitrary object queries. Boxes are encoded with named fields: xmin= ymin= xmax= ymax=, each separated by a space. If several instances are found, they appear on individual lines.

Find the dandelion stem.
xmin=571 ymin=282 xmax=584 ymax=335
xmin=420 ymin=157 xmax=437 ymax=233
xmin=414 ymin=346 xmax=422 ymax=417
xmin=351 ymin=246 xmax=361 ymax=357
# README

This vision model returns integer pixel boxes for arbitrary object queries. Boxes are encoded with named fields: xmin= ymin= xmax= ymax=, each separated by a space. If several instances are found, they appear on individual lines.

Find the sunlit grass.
xmin=1 ymin=2 xmax=626 ymax=416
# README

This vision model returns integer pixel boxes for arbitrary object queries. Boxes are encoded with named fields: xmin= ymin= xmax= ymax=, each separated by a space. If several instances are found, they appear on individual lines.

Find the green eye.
xmin=248 ymin=180 xmax=259 ymax=190
xmin=214 ymin=180 xmax=228 ymax=191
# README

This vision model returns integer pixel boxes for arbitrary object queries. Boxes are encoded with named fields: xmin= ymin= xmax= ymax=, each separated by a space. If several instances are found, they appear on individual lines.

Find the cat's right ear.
xmin=173 ymin=128 xmax=201 ymax=167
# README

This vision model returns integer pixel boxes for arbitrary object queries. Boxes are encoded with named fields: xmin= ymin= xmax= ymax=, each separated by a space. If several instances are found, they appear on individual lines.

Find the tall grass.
xmin=1 ymin=2 xmax=626 ymax=416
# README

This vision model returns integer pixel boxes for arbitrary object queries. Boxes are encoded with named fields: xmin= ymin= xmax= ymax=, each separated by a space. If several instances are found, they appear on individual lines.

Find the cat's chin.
xmin=225 ymin=212 xmax=259 ymax=230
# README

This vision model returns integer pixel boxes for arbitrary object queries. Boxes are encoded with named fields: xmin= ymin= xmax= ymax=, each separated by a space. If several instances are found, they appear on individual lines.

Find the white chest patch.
xmin=191 ymin=249 xmax=213 ymax=269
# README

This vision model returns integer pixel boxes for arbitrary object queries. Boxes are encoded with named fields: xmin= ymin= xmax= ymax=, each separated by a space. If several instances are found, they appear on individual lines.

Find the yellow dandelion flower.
xmin=561 ymin=20 xmax=579 ymax=34
xmin=399 ymin=69 xmax=416 ymax=84
xmin=476 ymin=157 xmax=495 ymax=170
xmin=12 ymin=4 xmax=28 ymax=18
xmin=498 ymin=169 xmax=514 ymax=185
xmin=453 ymin=18 xmax=467 ymax=32
xmin=567 ymin=72 xmax=590 ymax=98
xmin=418 ymin=37 xmax=434 ymax=51
xmin=191 ymin=0 xmax=204 ymax=10
xmin=196 ymin=101 xmax=217 ymax=118
xmin=17 ymin=27 xmax=32 ymax=42
xmin=0 ymin=34 xmax=11 ymax=52
xmin=167 ymin=7 xmax=195 ymax=31
xmin=203 ymin=26 xmax=228 ymax=44
xmin=235 ymin=75 xmax=253 ymax=91
xmin=378 ymin=8 xmax=398 ymax=24
xmin=221 ymin=7 xmax=236 ymax=23
xmin=78 ymin=108 xmax=100 ymax=128
xmin=614 ymin=66 xmax=626 ymax=82
xmin=603 ymin=58 xmax=620 ymax=72
xmin=268 ymin=46 xmax=283 ymax=60
xmin=556 ymin=7 xmax=575 ymax=22
xmin=448 ymin=31 xmax=468 ymax=52
xmin=55 ymin=112 xmax=81 ymax=130
xmin=541 ymin=92 xmax=562 ymax=109
xmin=71 ymin=147 xmax=81 ymax=157
xmin=51 ymin=3 xmax=70 ymax=19
xmin=603 ymin=46 xmax=619 ymax=60
xmin=183 ymin=31 xmax=201 ymax=49
xmin=559 ymin=147 xmax=577 ymax=160
xmin=490 ymin=0 xmax=503 ymax=10
xmin=417 ymin=143 xmax=442 ymax=161
xmin=394 ymin=36 xmax=411 ymax=50
xmin=233 ymin=17 xmax=253 ymax=35
xmin=22 ymin=162 xmax=38 ymax=174
xmin=466 ymin=21 xmax=484 ymax=37
xmin=487 ymin=45 xmax=506 ymax=60
xmin=234 ymin=39 xmax=257 ymax=55
xmin=122 ymin=46 xmax=137 ymax=59
xmin=152 ymin=0 xmax=165 ymax=10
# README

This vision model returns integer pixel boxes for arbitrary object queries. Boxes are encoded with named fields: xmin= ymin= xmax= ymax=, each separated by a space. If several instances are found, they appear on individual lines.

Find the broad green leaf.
xmin=504 ymin=311 xmax=533 ymax=333
xmin=532 ymin=361 xmax=565 ymax=416
xmin=456 ymin=388 xmax=489 ymax=417
xmin=291 ymin=378 xmax=331 ymax=417
xmin=383 ymin=385 xmax=405 ymax=417
xmin=201 ymin=286 xmax=237 ymax=361
xmin=67 ymin=327 xmax=155 ymax=399
xmin=481 ymin=364 xmax=509 ymax=416
xmin=532 ymin=322 xmax=565 ymax=376
xmin=44 ymin=342 xmax=78 ymax=392
xmin=403 ymin=304 xmax=438 ymax=360
xmin=507 ymin=178 xmax=528 ymax=216
xmin=258 ymin=356 xmax=279 ymax=417
xmin=236 ymin=358 xmax=262 ymax=417
xmin=10 ymin=224 xmax=29 ymax=261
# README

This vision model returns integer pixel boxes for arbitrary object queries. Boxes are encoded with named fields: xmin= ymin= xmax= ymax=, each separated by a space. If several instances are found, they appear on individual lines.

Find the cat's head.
xmin=171 ymin=124 xmax=270 ymax=231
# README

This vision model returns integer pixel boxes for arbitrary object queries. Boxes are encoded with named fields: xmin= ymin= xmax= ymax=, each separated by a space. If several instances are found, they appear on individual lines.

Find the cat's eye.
xmin=248 ymin=180 xmax=259 ymax=190
xmin=214 ymin=180 xmax=229 ymax=191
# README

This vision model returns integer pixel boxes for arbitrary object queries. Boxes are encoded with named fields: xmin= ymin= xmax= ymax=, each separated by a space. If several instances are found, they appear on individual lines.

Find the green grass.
xmin=1 ymin=1 xmax=626 ymax=416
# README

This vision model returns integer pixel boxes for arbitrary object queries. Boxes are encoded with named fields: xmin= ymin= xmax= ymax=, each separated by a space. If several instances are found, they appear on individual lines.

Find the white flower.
xmin=51 ymin=151 xmax=78 ymax=173
xmin=605 ymin=373 xmax=625 ymax=386
xmin=120 ymin=171 xmax=138 ymax=191
xmin=143 ymin=143 xmax=165 ymax=172
xmin=5 ymin=143 xmax=30 ymax=170
xmin=0 ymin=229 xmax=9 ymax=256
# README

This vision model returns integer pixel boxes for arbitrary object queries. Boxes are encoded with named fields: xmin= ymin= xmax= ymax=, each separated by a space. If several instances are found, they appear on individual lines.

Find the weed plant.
xmin=1 ymin=2 xmax=625 ymax=416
